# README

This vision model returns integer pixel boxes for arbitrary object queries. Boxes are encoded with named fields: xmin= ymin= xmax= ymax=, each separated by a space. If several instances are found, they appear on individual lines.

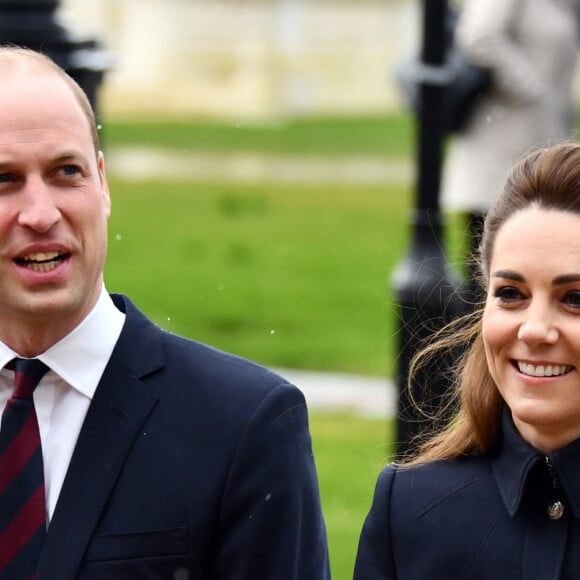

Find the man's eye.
xmin=60 ymin=165 xmax=81 ymax=176
xmin=0 ymin=173 xmax=12 ymax=183
xmin=493 ymin=286 xmax=523 ymax=302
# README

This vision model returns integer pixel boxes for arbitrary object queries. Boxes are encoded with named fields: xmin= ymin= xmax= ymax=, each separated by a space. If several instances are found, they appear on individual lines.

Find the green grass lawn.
xmin=102 ymin=113 xmax=454 ymax=377
xmin=102 ymin=113 xmax=414 ymax=158
xmin=105 ymin=177 xmax=412 ymax=376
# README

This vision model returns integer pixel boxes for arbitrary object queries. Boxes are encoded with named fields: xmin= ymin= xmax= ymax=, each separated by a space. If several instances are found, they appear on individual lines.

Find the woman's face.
xmin=482 ymin=207 xmax=580 ymax=452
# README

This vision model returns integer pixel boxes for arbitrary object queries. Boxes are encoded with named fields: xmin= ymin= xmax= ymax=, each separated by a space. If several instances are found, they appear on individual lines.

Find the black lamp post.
xmin=0 ymin=0 xmax=110 ymax=116
xmin=391 ymin=0 xmax=466 ymax=458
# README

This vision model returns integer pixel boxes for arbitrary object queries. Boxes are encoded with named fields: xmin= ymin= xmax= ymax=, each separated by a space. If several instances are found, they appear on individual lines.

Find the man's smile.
xmin=15 ymin=251 xmax=69 ymax=272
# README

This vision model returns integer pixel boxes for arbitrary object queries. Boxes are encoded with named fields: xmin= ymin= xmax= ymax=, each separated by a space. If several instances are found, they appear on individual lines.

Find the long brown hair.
xmin=406 ymin=142 xmax=580 ymax=464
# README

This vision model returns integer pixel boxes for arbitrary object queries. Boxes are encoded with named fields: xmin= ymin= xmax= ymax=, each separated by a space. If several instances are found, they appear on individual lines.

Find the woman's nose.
xmin=517 ymin=304 xmax=558 ymax=345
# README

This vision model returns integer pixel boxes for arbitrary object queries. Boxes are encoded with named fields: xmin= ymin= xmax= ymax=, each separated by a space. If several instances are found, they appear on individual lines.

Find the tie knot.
xmin=5 ymin=358 xmax=49 ymax=399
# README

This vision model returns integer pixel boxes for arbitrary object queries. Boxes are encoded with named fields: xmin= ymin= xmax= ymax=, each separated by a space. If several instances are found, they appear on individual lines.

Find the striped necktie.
xmin=0 ymin=358 xmax=49 ymax=579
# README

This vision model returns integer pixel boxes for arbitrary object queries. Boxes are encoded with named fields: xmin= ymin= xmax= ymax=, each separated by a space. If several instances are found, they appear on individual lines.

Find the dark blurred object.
xmin=0 ymin=0 xmax=111 ymax=114
xmin=391 ymin=0 xmax=467 ymax=459
xmin=395 ymin=6 xmax=491 ymax=133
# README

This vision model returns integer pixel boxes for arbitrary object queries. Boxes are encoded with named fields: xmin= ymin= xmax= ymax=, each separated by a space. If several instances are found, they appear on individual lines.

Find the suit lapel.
xmin=35 ymin=295 xmax=163 ymax=580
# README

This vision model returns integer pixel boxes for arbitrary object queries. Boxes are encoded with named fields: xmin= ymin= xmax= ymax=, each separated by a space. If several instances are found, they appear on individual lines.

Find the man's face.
xmin=0 ymin=68 xmax=111 ymax=340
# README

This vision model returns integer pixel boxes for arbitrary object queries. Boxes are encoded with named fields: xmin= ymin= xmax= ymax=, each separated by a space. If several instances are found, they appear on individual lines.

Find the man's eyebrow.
xmin=0 ymin=150 xmax=85 ymax=163
xmin=52 ymin=150 xmax=86 ymax=162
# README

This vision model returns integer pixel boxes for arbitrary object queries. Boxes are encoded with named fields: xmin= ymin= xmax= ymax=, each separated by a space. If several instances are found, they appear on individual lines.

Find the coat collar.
xmin=35 ymin=294 xmax=162 ymax=580
xmin=492 ymin=407 xmax=580 ymax=519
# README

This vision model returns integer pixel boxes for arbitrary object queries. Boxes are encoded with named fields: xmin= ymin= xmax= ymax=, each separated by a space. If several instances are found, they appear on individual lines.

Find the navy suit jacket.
xmin=34 ymin=294 xmax=330 ymax=579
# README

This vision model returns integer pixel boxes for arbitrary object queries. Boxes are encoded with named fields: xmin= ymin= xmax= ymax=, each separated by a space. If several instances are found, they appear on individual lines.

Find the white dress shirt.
xmin=0 ymin=286 xmax=125 ymax=522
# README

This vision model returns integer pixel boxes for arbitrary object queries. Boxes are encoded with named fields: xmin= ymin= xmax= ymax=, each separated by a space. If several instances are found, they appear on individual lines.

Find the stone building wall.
xmin=60 ymin=0 xmax=419 ymax=118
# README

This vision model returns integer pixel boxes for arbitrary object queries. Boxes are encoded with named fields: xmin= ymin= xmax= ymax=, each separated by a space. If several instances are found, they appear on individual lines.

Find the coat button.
xmin=547 ymin=501 xmax=564 ymax=520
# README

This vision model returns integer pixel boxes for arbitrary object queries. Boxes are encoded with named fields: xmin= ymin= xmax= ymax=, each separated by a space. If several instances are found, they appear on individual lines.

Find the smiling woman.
xmin=483 ymin=208 xmax=580 ymax=453
xmin=354 ymin=142 xmax=580 ymax=580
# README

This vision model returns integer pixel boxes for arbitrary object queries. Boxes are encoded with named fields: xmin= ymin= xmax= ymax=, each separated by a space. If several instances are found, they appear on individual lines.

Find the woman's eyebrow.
xmin=490 ymin=270 xmax=523 ymax=282
xmin=552 ymin=274 xmax=580 ymax=285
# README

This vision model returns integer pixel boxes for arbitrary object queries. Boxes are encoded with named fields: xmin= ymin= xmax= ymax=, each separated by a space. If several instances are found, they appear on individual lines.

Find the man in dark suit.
xmin=0 ymin=46 xmax=329 ymax=579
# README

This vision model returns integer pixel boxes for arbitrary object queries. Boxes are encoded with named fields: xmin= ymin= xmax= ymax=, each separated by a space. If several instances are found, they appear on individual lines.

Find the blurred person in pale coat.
xmin=441 ymin=0 xmax=579 ymax=280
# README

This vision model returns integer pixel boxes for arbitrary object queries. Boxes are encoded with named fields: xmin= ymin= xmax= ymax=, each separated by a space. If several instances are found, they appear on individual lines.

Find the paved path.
xmin=106 ymin=147 xmax=413 ymax=185
xmin=274 ymin=368 xmax=396 ymax=419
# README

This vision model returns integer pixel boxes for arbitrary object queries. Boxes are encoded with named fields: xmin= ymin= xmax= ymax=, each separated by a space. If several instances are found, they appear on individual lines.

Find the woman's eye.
xmin=563 ymin=290 xmax=580 ymax=309
xmin=493 ymin=286 xmax=523 ymax=302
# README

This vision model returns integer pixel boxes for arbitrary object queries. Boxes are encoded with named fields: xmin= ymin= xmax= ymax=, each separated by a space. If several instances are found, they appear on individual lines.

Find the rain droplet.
xmin=115 ymin=234 xmax=122 ymax=241
xmin=270 ymin=329 xmax=276 ymax=335
xmin=167 ymin=317 xmax=172 ymax=321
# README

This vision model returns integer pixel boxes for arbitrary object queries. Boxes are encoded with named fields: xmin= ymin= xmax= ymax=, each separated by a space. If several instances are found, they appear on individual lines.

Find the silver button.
xmin=547 ymin=501 xmax=564 ymax=520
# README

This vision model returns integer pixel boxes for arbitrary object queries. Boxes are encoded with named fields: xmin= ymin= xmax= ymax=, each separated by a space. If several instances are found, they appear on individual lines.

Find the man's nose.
xmin=17 ymin=178 xmax=62 ymax=233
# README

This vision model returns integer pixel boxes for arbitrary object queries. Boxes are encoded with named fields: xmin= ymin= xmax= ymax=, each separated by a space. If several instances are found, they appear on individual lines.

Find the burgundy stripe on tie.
xmin=0 ymin=358 xmax=49 ymax=579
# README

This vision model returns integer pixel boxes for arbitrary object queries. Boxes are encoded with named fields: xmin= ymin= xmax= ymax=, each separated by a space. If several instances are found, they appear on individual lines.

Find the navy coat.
xmin=34 ymin=294 xmax=330 ymax=579
xmin=354 ymin=410 xmax=580 ymax=579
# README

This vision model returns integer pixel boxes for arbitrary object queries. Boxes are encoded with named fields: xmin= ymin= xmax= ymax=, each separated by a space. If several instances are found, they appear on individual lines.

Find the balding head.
xmin=0 ymin=45 xmax=100 ymax=155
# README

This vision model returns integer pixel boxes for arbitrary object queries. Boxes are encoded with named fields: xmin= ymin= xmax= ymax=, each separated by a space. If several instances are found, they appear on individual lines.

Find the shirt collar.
xmin=492 ymin=407 xmax=580 ymax=519
xmin=0 ymin=286 xmax=125 ymax=399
